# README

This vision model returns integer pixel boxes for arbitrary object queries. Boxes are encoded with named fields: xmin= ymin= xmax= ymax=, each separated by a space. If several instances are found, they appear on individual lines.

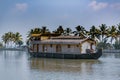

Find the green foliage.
xmin=16 ymin=40 xmax=23 ymax=47
xmin=73 ymin=25 xmax=87 ymax=38
xmin=1 ymin=32 xmax=23 ymax=47
xmin=88 ymin=25 xmax=100 ymax=40
xmin=53 ymin=25 xmax=64 ymax=35
xmin=96 ymin=38 xmax=112 ymax=49
xmin=27 ymin=27 xmax=50 ymax=39
xmin=113 ymin=40 xmax=120 ymax=49
xmin=0 ymin=42 xmax=3 ymax=48
xmin=63 ymin=28 xmax=72 ymax=36
xmin=108 ymin=25 xmax=118 ymax=44
xmin=99 ymin=24 xmax=109 ymax=42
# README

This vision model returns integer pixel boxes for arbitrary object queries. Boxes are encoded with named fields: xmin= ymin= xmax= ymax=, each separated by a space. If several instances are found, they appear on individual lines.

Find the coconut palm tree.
xmin=99 ymin=24 xmax=109 ymax=42
xmin=117 ymin=23 xmax=120 ymax=34
xmin=117 ymin=23 xmax=120 ymax=41
xmin=97 ymin=38 xmax=111 ymax=49
xmin=27 ymin=29 xmax=34 ymax=39
xmin=112 ymin=23 xmax=120 ymax=49
xmin=7 ymin=32 xmax=15 ymax=47
xmin=0 ymin=42 xmax=3 ymax=48
xmin=27 ymin=28 xmax=41 ymax=39
xmin=88 ymin=25 xmax=100 ymax=40
xmin=13 ymin=32 xmax=23 ymax=47
xmin=113 ymin=40 xmax=120 ymax=49
xmin=2 ymin=32 xmax=23 ymax=48
xmin=108 ymin=25 xmax=118 ymax=44
xmin=73 ymin=25 xmax=87 ymax=38
xmin=16 ymin=40 xmax=23 ymax=47
xmin=53 ymin=25 xmax=64 ymax=35
xmin=41 ymin=26 xmax=50 ymax=34
xmin=33 ymin=28 xmax=41 ymax=34
xmin=1 ymin=33 xmax=9 ymax=47
xmin=63 ymin=28 xmax=72 ymax=36
xmin=6 ymin=32 xmax=13 ymax=41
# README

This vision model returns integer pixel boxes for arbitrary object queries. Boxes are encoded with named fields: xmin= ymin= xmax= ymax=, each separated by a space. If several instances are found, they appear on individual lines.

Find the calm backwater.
xmin=0 ymin=50 xmax=120 ymax=80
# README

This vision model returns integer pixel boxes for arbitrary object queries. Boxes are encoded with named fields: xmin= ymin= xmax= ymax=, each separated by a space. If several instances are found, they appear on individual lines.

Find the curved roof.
xmin=32 ymin=38 xmax=95 ymax=45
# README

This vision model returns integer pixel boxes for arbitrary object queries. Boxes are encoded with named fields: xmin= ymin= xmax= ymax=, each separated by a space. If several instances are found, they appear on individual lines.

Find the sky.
xmin=0 ymin=0 xmax=120 ymax=43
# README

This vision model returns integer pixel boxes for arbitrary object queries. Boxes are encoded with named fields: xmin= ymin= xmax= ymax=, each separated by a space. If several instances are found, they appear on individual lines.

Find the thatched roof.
xmin=32 ymin=36 xmax=95 ymax=45
xmin=31 ymin=33 xmax=61 ymax=37
xmin=51 ymin=35 xmax=86 ymax=39
xmin=31 ymin=34 xmax=41 ymax=37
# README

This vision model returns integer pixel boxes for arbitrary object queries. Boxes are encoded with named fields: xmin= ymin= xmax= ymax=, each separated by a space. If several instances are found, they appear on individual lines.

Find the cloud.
xmin=15 ymin=3 xmax=28 ymax=12
xmin=110 ymin=3 xmax=120 ymax=10
xmin=89 ymin=1 xmax=108 ymax=11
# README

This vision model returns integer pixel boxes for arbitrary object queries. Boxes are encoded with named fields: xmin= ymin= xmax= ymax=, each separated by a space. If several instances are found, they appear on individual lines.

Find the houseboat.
xmin=28 ymin=34 xmax=102 ymax=59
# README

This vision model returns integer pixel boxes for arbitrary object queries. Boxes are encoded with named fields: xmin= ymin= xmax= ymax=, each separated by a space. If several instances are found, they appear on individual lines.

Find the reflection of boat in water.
xmin=28 ymin=34 xmax=102 ymax=59
xmin=29 ymin=58 xmax=101 ymax=72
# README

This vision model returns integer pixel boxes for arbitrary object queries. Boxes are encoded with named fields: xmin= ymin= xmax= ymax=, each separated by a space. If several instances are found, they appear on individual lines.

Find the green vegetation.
xmin=113 ymin=40 xmax=120 ymax=49
xmin=27 ymin=23 xmax=120 ymax=49
xmin=1 ymin=32 xmax=23 ymax=48
xmin=0 ymin=42 xmax=3 ymax=48
xmin=73 ymin=25 xmax=87 ymax=38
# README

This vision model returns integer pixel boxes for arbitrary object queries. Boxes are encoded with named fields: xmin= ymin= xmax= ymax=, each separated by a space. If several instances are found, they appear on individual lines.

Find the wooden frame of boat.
xmin=28 ymin=49 xmax=102 ymax=59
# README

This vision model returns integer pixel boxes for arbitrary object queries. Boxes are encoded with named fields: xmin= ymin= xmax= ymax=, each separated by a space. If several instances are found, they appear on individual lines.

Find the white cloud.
xmin=89 ymin=0 xmax=108 ymax=11
xmin=15 ymin=3 xmax=28 ymax=12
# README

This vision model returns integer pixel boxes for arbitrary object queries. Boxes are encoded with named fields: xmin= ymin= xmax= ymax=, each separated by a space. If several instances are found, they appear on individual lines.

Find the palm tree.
xmin=0 ymin=42 xmax=3 ymax=48
xmin=99 ymin=24 xmax=109 ymax=42
xmin=33 ymin=28 xmax=41 ymax=34
xmin=113 ymin=40 xmax=120 ymax=49
xmin=7 ymin=32 xmax=15 ymax=47
xmin=88 ymin=25 xmax=100 ymax=40
xmin=16 ymin=40 xmax=23 ymax=47
xmin=108 ymin=25 xmax=118 ymax=44
xmin=2 ymin=32 xmax=23 ymax=48
xmin=53 ymin=25 xmax=64 ymax=35
xmin=97 ymin=38 xmax=111 ymax=49
xmin=73 ymin=25 xmax=87 ymax=38
xmin=1 ymin=33 xmax=9 ymax=47
xmin=41 ymin=26 xmax=50 ymax=34
xmin=117 ymin=23 xmax=120 ymax=41
xmin=27 ymin=29 xmax=33 ymax=39
xmin=63 ymin=28 xmax=72 ymax=36
xmin=27 ymin=28 xmax=41 ymax=39
xmin=13 ymin=32 xmax=23 ymax=47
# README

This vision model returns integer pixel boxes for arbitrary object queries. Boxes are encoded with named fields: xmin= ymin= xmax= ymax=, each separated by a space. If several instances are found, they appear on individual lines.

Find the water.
xmin=0 ymin=51 xmax=120 ymax=80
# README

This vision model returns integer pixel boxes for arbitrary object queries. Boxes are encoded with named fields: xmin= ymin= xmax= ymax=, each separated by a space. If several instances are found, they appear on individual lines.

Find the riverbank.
xmin=0 ymin=47 xmax=27 ymax=51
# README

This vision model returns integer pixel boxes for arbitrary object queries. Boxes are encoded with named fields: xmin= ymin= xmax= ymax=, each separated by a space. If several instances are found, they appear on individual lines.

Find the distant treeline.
xmin=1 ymin=23 xmax=120 ymax=49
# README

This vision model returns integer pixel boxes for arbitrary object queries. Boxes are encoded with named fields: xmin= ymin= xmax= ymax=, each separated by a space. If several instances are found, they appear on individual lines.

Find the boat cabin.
xmin=29 ymin=34 xmax=96 ymax=54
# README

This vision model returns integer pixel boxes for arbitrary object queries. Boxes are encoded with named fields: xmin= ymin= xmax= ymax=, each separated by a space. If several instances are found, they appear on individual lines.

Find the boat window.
xmin=42 ymin=45 xmax=45 ymax=52
xmin=68 ymin=45 xmax=71 ymax=48
xmin=50 ymin=44 xmax=52 ymax=48
xmin=42 ymin=45 xmax=47 ymax=52
xmin=56 ymin=44 xmax=61 ymax=52
xmin=76 ymin=45 xmax=79 ymax=47
xmin=37 ymin=44 xmax=39 ymax=52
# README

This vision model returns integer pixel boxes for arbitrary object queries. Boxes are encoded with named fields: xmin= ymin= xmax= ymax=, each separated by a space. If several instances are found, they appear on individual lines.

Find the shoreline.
xmin=0 ymin=48 xmax=26 ymax=51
